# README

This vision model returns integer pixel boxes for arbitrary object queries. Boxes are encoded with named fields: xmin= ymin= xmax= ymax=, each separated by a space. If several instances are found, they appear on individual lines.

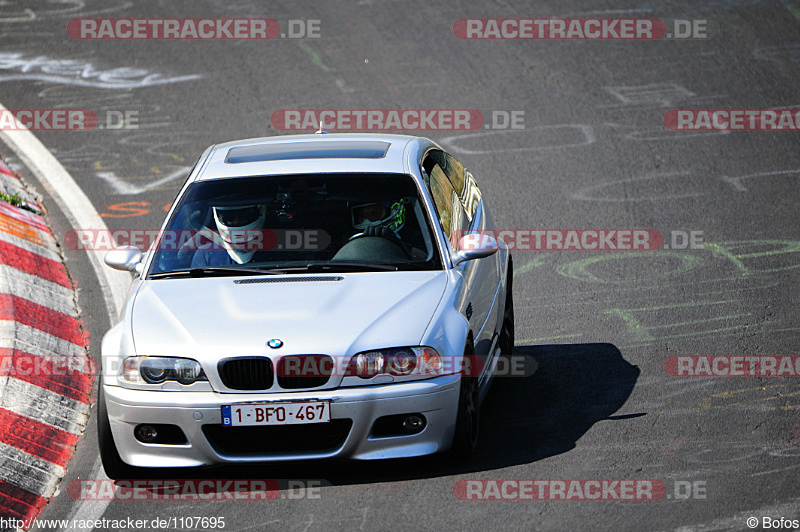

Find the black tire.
xmin=97 ymin=382 xmax=144 ymax=480
xmin=501 ymin=256 xmax=515 ymax=358
xmin=450 ymin=344 xmax=480 ymax=459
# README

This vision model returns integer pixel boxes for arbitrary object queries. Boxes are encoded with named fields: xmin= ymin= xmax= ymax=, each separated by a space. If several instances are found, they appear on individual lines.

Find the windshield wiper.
xmin=148 ymin=267 xmax=284 ymax=279
xmin=149 ymin=263 xmax=402 ymax=278
xmin=393 ymin=262 xmax=434 ymax=271
xmin=281 ymin=262 xmax=400 ymax=273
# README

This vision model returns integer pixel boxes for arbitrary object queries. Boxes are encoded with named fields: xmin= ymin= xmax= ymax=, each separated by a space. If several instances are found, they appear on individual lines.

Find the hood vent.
xmin=234 ymin=276 xmax=344 ymax=285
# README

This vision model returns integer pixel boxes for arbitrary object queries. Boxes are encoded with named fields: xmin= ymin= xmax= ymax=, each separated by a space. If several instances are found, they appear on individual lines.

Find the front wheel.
xmin=97 ymin=382 xmax=146 ymax=479
xmin=450 ymin=345 xmax=480 ymax=459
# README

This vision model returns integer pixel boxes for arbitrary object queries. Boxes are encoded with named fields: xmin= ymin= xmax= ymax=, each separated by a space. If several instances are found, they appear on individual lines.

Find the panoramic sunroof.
xmin=225 ymin=141 xmax=391 ymax=163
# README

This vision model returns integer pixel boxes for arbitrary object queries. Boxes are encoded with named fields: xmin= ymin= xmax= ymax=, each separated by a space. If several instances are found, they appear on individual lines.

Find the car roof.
xmin=193 ymin=133 xmax=435 ymax=182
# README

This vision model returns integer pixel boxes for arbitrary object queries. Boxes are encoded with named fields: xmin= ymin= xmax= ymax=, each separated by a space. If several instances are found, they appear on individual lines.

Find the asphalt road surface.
xmin=1 ymin=1 xmax=799 ymax=530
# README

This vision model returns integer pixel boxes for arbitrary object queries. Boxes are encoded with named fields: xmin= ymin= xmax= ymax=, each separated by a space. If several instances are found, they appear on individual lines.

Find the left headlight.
xmin=121 ymin=357 xmax=207 ymax=385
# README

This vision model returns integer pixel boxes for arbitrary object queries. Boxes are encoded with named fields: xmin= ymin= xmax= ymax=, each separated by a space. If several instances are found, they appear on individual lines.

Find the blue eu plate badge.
xmin=221 ymin=405 xmax=232 ymax=426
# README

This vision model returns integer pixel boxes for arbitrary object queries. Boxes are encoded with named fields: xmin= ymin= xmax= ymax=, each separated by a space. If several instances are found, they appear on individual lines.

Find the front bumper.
xmin=104 ymin=375 xmax=460 ymax=467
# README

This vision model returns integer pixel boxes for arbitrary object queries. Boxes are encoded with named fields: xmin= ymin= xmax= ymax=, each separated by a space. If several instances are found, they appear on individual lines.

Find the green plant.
xmin=0 ymin=191 xmax=41 ymax=214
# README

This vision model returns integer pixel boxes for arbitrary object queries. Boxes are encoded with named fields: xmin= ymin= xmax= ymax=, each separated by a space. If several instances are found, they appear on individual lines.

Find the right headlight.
xmin=340 ymin=347 xmax=451 ymax=385
xmin=121 ymin=357 xmax=207 ymax=385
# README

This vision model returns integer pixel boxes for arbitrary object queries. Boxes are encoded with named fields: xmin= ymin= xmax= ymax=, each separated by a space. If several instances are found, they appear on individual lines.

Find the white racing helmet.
xmin=212 ymin=204 xmax=266 ymax=264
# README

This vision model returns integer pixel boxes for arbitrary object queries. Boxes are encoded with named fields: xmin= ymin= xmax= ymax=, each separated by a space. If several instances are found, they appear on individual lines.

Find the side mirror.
xmin=452 ymin=233 xmax=498 ymax=266
xmin=104 ymin=246 xmax=143 ymax=273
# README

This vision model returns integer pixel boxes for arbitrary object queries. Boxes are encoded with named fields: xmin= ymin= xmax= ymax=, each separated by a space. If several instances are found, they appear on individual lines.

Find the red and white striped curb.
xmin=0 ymin=160 xmax=95 ymax=524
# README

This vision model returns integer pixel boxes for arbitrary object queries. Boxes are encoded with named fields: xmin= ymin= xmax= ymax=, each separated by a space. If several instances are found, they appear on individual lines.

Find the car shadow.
xmin=151 ymin=342 xmax=641 ymax=490
xmin=474 ymin=342 xmax=643 ymax=469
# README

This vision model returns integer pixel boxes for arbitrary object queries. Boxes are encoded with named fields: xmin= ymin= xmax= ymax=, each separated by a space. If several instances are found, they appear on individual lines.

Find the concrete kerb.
xmin=0 ymin=157 xmax=95 ymax=526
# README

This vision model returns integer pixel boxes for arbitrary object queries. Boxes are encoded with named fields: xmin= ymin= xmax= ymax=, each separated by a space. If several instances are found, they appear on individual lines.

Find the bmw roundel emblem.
xmin=267 ymin=338 xmax=283 ymax=349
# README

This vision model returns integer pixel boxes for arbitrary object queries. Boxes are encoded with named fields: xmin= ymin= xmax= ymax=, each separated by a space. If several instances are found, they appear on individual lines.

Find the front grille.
xmin=218 ymin=357 xmax=273 ymax=390
xmin=202 ymin=419 xmax=352 ymax=455
xmin=276 ymin=355 xmax=334 ymax=389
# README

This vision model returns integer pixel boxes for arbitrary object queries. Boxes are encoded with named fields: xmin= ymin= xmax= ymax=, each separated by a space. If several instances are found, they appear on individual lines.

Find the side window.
xmin=442 ymin=153 xmax=466 ymax=197
xmin=461 ymin=170 xmax=482 ymax=223
xmin=424 ymin=150 xmax=469 ymax=251
xmin=443 ymin=153 xmax=482 ymax=224
xmin=429 ymin=164 xmax=453 ymax=237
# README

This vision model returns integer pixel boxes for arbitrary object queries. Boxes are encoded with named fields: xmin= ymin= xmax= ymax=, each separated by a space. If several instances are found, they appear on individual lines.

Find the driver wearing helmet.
xmin=345 ymin=198 xmax=433 ymax=260
xmin=350 ymin=198 xmax=406 ymax=237
xmin=191 ymin=204 xmax=266 ymax=267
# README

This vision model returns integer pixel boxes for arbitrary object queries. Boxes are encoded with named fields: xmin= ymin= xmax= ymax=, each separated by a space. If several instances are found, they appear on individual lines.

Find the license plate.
xmin=221 ymin=401 xmax=330 ymax=427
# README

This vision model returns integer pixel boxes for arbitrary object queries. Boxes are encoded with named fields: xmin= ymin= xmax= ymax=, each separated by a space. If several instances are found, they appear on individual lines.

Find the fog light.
xmin=134 ymin=424 xmax=158 ymax=443
xmin=401 ymin=414 xmax=425 ymax=434
xmin=372 ymin=413 xmax=427 ymax=437
xmin=132 ymin=424 xmax=188 ymax=445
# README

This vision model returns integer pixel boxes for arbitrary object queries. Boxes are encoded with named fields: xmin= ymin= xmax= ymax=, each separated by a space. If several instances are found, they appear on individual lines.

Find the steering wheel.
xmin=348 ymin=226 xmax=413 ymax=259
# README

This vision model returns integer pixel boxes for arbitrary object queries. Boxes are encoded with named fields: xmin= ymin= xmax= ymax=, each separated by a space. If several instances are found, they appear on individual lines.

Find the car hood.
xmin=130 ymin=271 xmax=448 ymax=361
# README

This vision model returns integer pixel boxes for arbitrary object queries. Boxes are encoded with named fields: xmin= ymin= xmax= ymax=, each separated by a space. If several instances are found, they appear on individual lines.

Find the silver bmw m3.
xmin=99 ymin=133 xmax=514 ymax=478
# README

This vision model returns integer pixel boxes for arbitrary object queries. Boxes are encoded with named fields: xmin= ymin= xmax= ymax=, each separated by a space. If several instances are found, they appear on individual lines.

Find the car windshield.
xmin=147 ymin=173 xmax=442 ymax=277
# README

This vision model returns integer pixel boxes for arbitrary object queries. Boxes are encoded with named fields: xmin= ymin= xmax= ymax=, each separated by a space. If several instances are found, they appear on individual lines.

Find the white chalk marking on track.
xmin=95 ymin=165 xmax=190 ymax=195
xmin=0 ymin=101 xmax=130 ymax=318
xmin=441 ymin=125 xmax=596 ymax=155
